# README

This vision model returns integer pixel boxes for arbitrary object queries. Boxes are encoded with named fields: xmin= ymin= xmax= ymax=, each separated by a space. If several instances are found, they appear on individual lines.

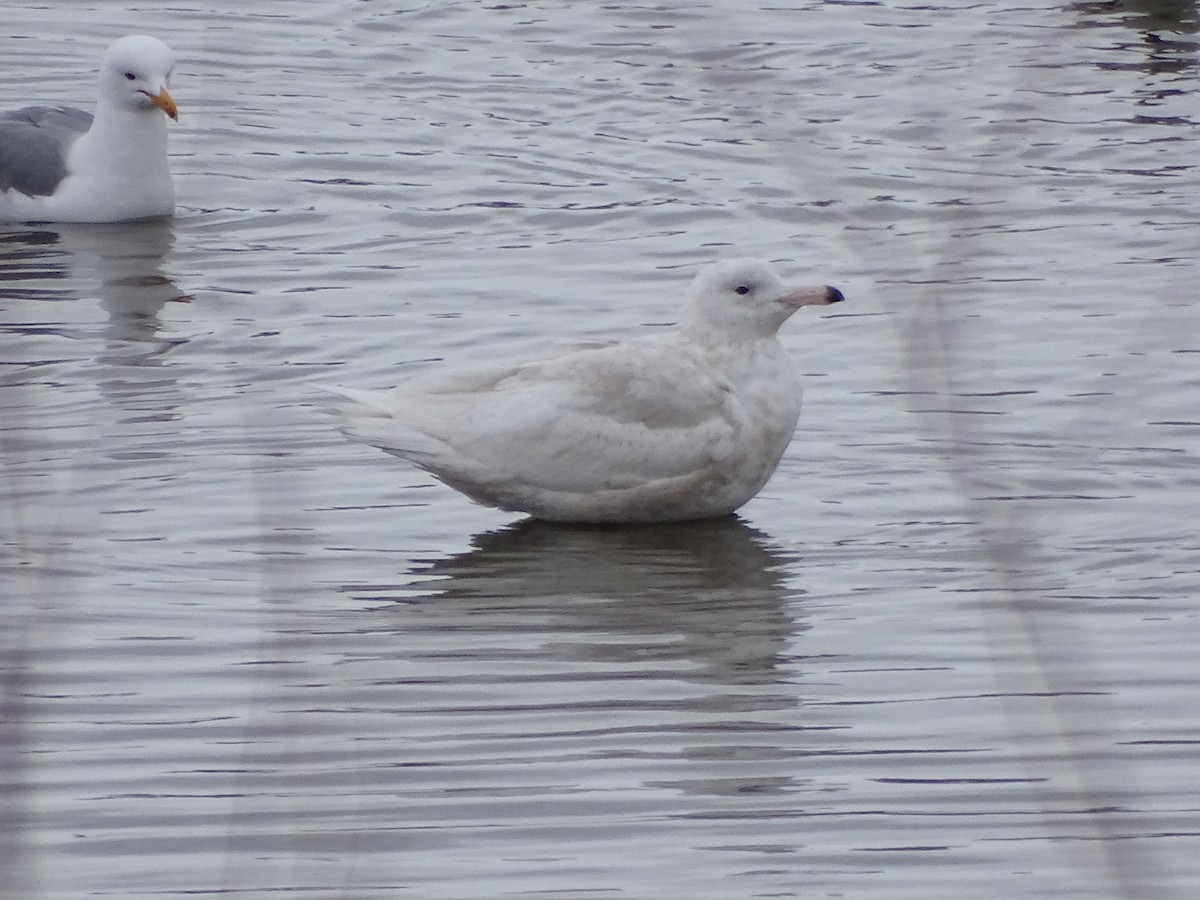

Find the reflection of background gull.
xmin=87 ymin=224 xmax=189 ymax=361
xmin=345 ymin=517 xmax=808 ymax=686
xmin=0 ymin=221 xmax=190 ymax=410
xmin=1 ymin=221 xmax=187 ymax=351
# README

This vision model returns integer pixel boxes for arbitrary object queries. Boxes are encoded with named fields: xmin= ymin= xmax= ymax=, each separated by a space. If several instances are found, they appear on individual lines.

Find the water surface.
xmin=2 ymin=2 xmax=1199 ymax=898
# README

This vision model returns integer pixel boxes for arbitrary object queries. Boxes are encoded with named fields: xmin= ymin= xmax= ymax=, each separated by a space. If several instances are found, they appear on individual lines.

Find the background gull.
xmin=326 ymin=258 xmax=844 ymax=524
xmin=0 ymin=34 xmax=178 ymax=223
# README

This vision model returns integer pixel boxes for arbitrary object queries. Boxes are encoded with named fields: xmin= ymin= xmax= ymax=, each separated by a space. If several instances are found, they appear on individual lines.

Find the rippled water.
xmin=3 ymin=2 xmax=1199 ymax=898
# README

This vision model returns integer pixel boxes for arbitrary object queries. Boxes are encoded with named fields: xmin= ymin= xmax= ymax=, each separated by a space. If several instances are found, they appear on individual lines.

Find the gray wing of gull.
xmin=0 ymin=105 xmax=92 ymax=197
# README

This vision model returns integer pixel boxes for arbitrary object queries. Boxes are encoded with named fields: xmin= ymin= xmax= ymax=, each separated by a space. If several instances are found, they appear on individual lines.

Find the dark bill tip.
xmin=825 ymin=286 xmax=845 ymax=304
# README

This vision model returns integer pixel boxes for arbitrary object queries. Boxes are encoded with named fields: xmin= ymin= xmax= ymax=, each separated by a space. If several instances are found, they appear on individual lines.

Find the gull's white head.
xmin=99 ymin=35 xmax=178 ymax=121
xmin=680 ymin=258 xmax=844 ymax=340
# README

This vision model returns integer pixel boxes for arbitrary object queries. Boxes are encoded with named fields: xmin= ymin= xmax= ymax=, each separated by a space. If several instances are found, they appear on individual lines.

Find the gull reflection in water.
xmin=1 ymin=220 xmax=189 ymax=360
xmin=348 ymin=515 xmax=809 ymax=687
xmin=1 ymin=221 xmax=191 ymax=413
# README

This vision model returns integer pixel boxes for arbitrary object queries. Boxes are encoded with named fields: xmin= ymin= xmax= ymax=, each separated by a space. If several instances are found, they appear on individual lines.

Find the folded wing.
xmin=331 ymin=337 xmax=739 ymax=501
xmin=0 ymin=106 xmax=90 ymax=196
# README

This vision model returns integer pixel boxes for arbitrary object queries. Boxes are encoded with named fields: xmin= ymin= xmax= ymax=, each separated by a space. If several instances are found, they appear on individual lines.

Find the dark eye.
xmin=124 ymin=71 xmax=137 ymax=81
xmin=734 ymin=284 xmax=751 ymax=295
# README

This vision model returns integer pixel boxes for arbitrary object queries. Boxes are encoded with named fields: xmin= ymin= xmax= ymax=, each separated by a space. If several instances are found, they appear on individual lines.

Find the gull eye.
xmin=734 ymin=284 xmax=751 ymax=296
xmin=124 ymin=71 xmax=137 ymax=81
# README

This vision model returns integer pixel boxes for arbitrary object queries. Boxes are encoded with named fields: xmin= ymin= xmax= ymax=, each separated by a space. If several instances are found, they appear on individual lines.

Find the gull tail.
xmin=315 ymin=383 xmax=446 ymax=460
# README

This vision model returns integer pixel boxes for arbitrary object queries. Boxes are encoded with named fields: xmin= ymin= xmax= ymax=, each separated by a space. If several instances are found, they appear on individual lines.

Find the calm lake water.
xmin=3 ymin=2 xmax=1199 ymax=898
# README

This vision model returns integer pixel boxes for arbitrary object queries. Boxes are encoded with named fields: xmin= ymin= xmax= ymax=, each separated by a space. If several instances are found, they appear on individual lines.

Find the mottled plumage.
xmin=327 ymin=259 xmax=844 ymax=524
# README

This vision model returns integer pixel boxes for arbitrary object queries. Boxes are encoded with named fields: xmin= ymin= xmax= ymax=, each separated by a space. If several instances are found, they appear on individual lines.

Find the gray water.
xmin=2 ymin=2 xmax=1199 ymax=898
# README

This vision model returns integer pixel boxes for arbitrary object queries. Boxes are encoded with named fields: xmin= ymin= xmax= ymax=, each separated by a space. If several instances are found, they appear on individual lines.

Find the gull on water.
xmin=325 ymin=258 xmax=845 ymax=525
xmin=0 ymin=35 xmax=178 ymax=223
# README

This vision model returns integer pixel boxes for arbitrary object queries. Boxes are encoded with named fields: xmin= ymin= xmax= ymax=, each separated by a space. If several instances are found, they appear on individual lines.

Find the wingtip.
xmin=314 ymin=383 xmax=397 ymax=420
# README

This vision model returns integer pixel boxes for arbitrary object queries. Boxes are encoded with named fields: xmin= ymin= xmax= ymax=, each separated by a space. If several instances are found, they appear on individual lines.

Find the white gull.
xmin=0 ymin=35 xmax=178 ymax=224
xmin=326 ymin=258 xmax=844 ymax=524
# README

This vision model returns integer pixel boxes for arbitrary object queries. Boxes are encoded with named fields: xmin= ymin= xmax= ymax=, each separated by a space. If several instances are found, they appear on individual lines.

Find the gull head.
xmin=99 ymin=35 xmax=178 ymax=121
xmin=679 ymin=258 xmax=844 ymax=341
